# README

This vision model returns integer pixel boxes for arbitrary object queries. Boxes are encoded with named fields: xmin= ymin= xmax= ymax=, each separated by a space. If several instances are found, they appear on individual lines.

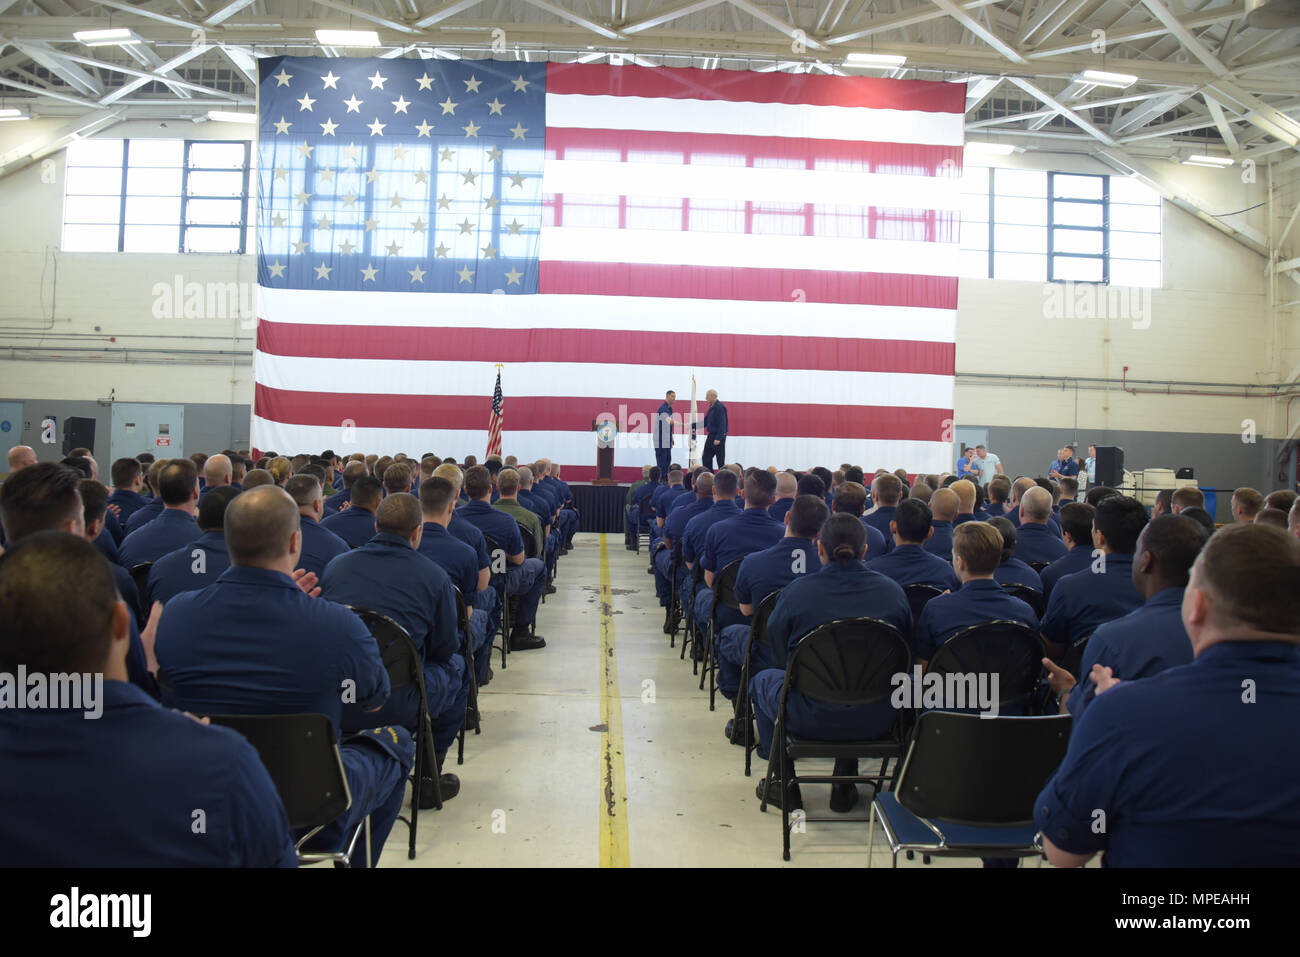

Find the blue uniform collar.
xmin=890 ymin=543 xmax=926 ymax=555
xmin=1146 ymin=586 xmax=1185 ymax=607
xmin=365 ymin=531 xmax=415 ymax=550
xmin=711 ymin=499 xmax=739 ymax=511
xmin=159 ymin=508 xmax=196 ymax=523
xmin=463 ymin=499 xmax=494 ymax=512
xmin=1197 ymin=639 xmax=1300 ymax=666
xmin=215 ymin=564 xmax=301 ymax=590
xmin=930 ymin=520 xmax=952 ymax=529
xmin=959 ymin=578 xmax=1004 ymax=593
xmin=421 ymin=522 xmax=452 ymax=538
xmin=196 ymin=530 xmax=227 ymax=549
xmin=818 ymin=559 xmax=866 ymax=575
xmin=299 ymin=513 xmax=320 ymax=527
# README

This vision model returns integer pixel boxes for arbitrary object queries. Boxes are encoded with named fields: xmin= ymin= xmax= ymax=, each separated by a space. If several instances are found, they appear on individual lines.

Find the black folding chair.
xmin=454 ymin=587 xmax=481 ymax=766
xmin=346 ymin=605 xmax=438 ymax=860
xmin=1060 ymin=633 xmax=1093 ymax=681
xmin=129 ymin=562 xmax=153 ymax=606
xmin=870 ymin=711 xmax=1071 ymax=867
xmin=661 ymin=543 xmax=681 ymax=646
xmin=737 ymin=589 xmax=783 ymax=777
xmin=204 ymin=712 xmax=365 ymax=866
xmin=924 ymin=619 xmax=1046 ymax=716
xmin=1002 ymin=581 xmax=1046 ymax=618
xmin=517 ymin=522 xmax=543 ymax=604
xmin=760 ymin=617 xmax=912 ymax=861
xmin=483 ymin=535 xmax=511 ymax=670
xmin=680 ymin=561 xmax=706 ymax=670
xmin=1027 ymin=561 xmax=1051 ymax=573
xmin=902 ymin=583 xmax=944 ymax=624
xmin=700 ymin=558 xmax=743 ymax=710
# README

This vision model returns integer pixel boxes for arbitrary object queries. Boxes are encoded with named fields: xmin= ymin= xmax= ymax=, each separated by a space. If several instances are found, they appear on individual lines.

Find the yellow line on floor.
xmin=597 ymin=532 xmax=631 ymax=868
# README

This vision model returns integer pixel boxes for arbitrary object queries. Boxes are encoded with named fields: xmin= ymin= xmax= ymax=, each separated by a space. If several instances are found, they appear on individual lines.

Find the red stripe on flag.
xmin=538 ymin=263 xmax=958 ymax=309
xmin=254 ymin=384 xmax=951 ymax=442
xmin=545 ymin=63 xmax=965 ymax=114
xmin=546 ymin=127 xmax=962 ymax=174
xmin=256 ymin=320 xmax=955 ymax=376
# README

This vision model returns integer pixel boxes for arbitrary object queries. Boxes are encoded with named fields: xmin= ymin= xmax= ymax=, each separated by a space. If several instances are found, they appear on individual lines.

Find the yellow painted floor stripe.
xmin=597 ymin=533 xmax=631 ymax=868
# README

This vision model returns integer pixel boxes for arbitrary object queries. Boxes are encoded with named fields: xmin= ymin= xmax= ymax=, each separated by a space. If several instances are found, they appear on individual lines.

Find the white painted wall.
xmin=0 ymin=121 xmax=1296 ymax=442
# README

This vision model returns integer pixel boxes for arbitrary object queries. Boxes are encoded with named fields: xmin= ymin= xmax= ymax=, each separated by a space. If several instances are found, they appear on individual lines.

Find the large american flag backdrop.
xmin=252 ymin=57 xmax=962 ymax=482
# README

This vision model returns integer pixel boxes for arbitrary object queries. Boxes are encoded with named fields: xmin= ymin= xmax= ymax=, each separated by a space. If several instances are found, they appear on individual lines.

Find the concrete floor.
xmin=380 ymin=532 xmax=1018 ymax=868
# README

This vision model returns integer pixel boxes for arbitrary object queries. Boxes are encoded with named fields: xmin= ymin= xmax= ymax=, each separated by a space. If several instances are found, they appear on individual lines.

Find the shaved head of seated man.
xmin=6 ymin=445 xmax=37 ymax=473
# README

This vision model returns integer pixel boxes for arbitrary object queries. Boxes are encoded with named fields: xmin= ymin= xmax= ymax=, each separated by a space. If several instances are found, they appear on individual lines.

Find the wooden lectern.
xmin=593 ymin=419 xmax=617 ymax=485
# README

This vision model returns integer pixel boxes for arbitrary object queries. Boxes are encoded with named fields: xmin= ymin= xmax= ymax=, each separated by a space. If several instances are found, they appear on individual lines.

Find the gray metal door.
xmin=111 ymin=403 xmax=185 ymax=463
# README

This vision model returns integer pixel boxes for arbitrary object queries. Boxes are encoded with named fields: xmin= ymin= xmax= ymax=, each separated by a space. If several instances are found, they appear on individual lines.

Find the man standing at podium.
xmin=702 ymin=390 xmax=728 ymax=472
xmin=654 ymin=391 xmax=676 ymax=479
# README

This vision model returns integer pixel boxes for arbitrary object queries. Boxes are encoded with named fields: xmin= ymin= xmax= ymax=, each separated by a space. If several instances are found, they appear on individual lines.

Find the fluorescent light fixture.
xmin=74 ymin=28 xmax=141 ymax=46
xmin=965 ymin=141 xmax=1016 ymax=155
xmin=1182 ymin=154 xmax=1234 ymax=167
xmin=843 ymin=53 xmax=907 ymax=68
xmin=207 ymin=109 xmax=256 ymax=124
xmin=1079 ymin=69 xmax=1137 ymax=88
xmin=0 ymin=107 xmax=30 ymax=121
xmin=315 ymin=29 xmax=381 ymax=46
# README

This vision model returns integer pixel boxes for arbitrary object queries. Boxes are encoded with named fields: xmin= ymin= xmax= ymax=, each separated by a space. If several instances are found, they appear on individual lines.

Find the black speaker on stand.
xmin=62 ymin=417 xmax=97 ymax=456
xmin=1094 ymin=445 xmax=1125 ymax=487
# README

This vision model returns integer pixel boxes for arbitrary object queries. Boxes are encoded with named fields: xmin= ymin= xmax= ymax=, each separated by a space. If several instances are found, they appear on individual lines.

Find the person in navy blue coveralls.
xmin=326 ymin=461 xmax=368 ymax=512
xmin=924 ymin=487 xmax=958 ymax=561
xmin=286 ymin=474 xmax=349 ymax=578
xmin=1 ymin=462 xmax=157 ymax=698
xmin=1040 ymin=495 xmax=1147 ymax=658
xmin=105 ymin=456 xmax=149 ymax=526
xmin=829 ymin=481 xmax=888 ymax=556
xmin=419 ymin=476 xmax=496 ymax=686
xmin=649 ymin=468 xmax=686 ymax=550
xmin=679 ymin=469 xmax=741 ymax=639
xmin=199 ymin=453 xmax=235 ymax=500
xmin=716 ymin=495 xmax=828 ymax=721
xmin=653 ymin=390 xmax=676 ymax=481
xmin=987 ymin=517 xmax=1044 ymax=592
xmin=320 ymin=492 xmax=468 ymax=805
xmin=1040 ymin=502 xmax=1096 ymax=602
xmin=1012 ymin=486 xmax=1068 ymax=566
xmin=0 ymin=532 xmax=297 ymax=867
xmin=750 ymin=514 xmax=911 ymax=814
xmin=1048 ymin=446 xmax=1079 ymax=481
xmin=456 ymin=465 xmax=546 ymax=650
xmin=1042 ymin=513 xmax=1207 ymax=722
xmin=123 ymin=460 xmax=166 ymax=536
xmin=1036 ymin=523 xmax=1300 ymax=866
xmin=147 ymin=485 xmax=238 ymax=606
xmin=867 ymin=499 xmax=960 ymax=592
xmin=863 ymin=473 xmax=904 ymax=555
xmin=627 ymin=465 xmax=661 ymax=542
xmin=767 ymin=472 xmax=798 ymax=524
xmin=912 ymin=521 xmax=1039 ymax=665
xmin=119 ymin=457 xmax=203 ymax=568
xmin=321 ymin=474 xmax=383 ymax=548
xmin=701 ymin=389 xmax=728 ymax=471
xmin=653 ymin=472 xmax=713 ymax=628
xmin=517 ymin=466 xmax=560 ymax=585
xmin=692 ymin=470 xmax=785 ymax=636
xmin=535 ymin=459 xmax=578 ymax=550
xmin=1000 ymin=477 xmax=1062 ymax=536
xmin=156 ymin=485 xmax=414 ymax=867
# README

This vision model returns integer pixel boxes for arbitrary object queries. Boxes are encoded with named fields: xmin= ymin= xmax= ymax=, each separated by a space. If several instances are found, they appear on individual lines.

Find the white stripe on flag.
xmin=254 ymin=355 xmax=956 ymax=408
xmin=542 ymin=159 xmax=963 ymax=211
xmin=538 ymin=226 xmax=960 ymax=276
xmin=545 ymin=93 xmax=965 ymax=147
xmin=256 ymin=286 xmax=957 ymax=342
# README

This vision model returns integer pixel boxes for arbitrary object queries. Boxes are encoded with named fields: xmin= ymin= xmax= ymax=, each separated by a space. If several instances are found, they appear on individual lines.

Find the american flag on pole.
xmin=487 ymin=367 xmax=504 ymax=458
xmin=252 ymin=57 xmax=962 ymax=480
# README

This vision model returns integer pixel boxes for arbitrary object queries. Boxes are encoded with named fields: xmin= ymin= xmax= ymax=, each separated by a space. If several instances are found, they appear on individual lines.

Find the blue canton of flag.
xmin=256 ymin=56 xmax=546 ymax=294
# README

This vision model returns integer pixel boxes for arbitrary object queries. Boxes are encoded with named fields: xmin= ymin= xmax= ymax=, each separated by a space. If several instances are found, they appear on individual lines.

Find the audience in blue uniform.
xmin=8 ymin=436 xmax=1300 ymax=870
xmin=1036 ymin=523 xmax=1300 ymax=866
